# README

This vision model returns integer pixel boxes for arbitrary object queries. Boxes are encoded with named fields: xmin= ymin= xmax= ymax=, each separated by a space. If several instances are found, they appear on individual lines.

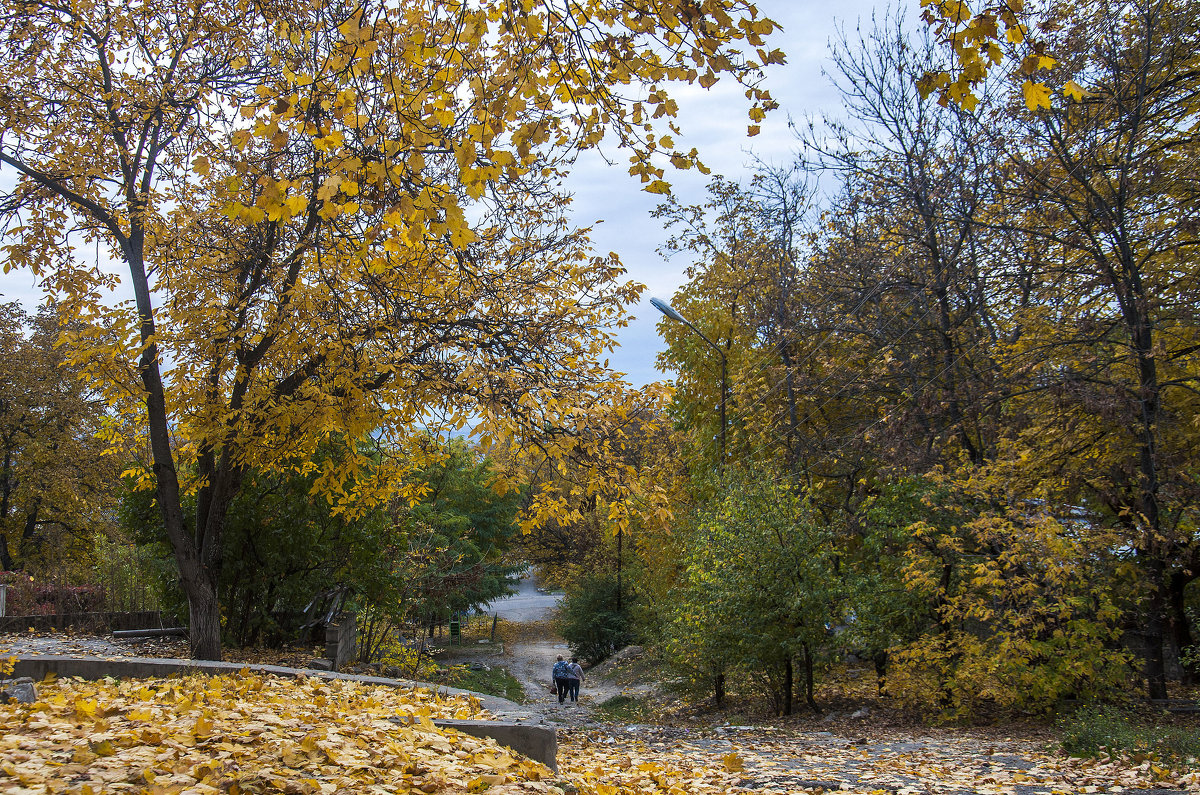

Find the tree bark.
xmin=185 ymin=572 xmax=222 ymax=660
xmin=873 ymin=650 xmax=888 ymax=694
xmin=783 ymin=656 xmax=794 ymax=716
xmin=802 ymin=642 xmax=819 ymax=712
xmin=0 ymin=450 xmax=13 ymax=571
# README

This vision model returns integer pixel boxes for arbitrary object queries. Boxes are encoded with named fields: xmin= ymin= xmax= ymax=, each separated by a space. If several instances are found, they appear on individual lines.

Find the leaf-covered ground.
xmin=0 ymin=672 xmax=556 ymax=794
xmin=558 ymin=725 xmax=1200 ymax=794
xmin=4 ymin=630 xmax=1199 ymax=793
xmin=6 ymin=671 xmax=1195 ymax=794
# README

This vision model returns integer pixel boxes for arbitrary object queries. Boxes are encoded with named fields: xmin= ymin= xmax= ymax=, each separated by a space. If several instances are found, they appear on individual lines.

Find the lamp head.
xmin=650 ymin=297 xmax=686 ymax=324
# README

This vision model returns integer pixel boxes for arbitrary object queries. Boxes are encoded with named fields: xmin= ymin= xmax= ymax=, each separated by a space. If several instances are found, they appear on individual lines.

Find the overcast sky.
xmin=570 ymin=0 xmax=892 ymax=386
xmin=0 ymin=0 xmax=892 ymax=386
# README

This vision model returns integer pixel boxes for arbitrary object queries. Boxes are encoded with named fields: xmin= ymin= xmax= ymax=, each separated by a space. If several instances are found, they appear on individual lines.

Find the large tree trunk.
xmin=183 ymin=570 xmax=223 ymax=661
xmin=0 ymin=450 xmax=13 ymax=571
xmin=1130 ymin=272 xmax=1167 ymax=701
xmin=1141 ymin=570 xmax=1169 ymax=700
xmin=127 ymin=232 xmax=225 ymax=661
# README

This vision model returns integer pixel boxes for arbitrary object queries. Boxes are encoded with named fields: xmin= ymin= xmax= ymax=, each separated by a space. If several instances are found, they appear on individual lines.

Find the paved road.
xmin=486 ymin=575 xmax=561 ymax=623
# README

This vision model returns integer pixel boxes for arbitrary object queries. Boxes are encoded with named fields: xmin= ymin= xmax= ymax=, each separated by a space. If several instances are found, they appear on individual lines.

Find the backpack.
xmin=552 ymin=660 xmax=570 ymax=678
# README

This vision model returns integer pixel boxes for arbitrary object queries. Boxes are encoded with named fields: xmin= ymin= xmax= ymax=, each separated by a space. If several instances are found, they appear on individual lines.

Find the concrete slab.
xmin=435 ymin=719 xmax=557 ymax=771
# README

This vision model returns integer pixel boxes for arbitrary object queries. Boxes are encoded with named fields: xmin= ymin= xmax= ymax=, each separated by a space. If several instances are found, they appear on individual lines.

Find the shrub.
xmin=557 ymin=573 xmax=631 ymax=664
xmin=595 ymin=694 xmax=654 ymax=723
xmin=372 ymin=637 xmax=441 ymax=681
xmin=0 ymin=572 xmax=106 ymax=615
xmin=1060 ymin=706 xmax=1200 ymax=767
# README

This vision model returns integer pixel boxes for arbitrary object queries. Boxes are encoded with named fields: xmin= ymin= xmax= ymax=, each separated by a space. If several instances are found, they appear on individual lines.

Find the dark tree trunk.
xmin=802 ymin=642 xmax=819 ymax=713
xmin=873 ymin=650 xmax=888 ymax=694
xmin=185 ymin=574 xmax=222 ymax=660
xmin=20 ymin=500 xmax=40 ymax=554
xmin=713 ymin=670 xmax=725 ymax=707
xmin=783 ymin=656 xmax=794 ymax=716
xmin=124 ymin=230 xmax=224 ymax=660
xmin=0 ymin=450 xmax=13 ymax=571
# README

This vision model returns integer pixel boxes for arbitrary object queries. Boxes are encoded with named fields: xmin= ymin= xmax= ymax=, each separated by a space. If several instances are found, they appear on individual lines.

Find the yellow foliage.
xmin=375 ymin=638 xmax=441 ymax=681
xmin=1021 ymin=79 xmax=1053 ymax=110
xmin=0 ymin=672 xmax=565 ymax=792
xmin=0 ymin=0 xmax=776 ymax=655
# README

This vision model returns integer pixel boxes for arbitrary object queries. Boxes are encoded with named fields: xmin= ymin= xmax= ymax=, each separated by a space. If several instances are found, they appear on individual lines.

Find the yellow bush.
xmin=376 ymin=638 xmax=441 ymax=681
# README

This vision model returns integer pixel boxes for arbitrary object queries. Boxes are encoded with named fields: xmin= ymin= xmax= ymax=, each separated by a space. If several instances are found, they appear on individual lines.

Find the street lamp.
xmin=650 ymin=297 xmax=728 ymax=467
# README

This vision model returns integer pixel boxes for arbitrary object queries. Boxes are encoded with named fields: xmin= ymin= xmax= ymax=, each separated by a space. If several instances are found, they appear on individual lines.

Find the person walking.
xmin=566 ymin=656 xmax=584 ymax=703
xmin=551 ymin=655 xmax=571 ymax=704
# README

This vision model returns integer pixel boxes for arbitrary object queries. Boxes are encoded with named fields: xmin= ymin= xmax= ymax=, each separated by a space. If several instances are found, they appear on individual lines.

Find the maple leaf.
xmin=1022 ymin=79 xmax=1053 ymax=110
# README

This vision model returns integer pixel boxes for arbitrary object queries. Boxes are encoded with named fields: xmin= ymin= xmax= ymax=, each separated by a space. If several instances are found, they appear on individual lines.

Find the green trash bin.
xmin=449 ymin=619 xmax=461 ymax=642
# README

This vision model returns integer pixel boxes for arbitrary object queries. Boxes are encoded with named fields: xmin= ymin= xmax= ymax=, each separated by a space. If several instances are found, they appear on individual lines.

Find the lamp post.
xmin=650 ymin=297 xmax=728 ymax=467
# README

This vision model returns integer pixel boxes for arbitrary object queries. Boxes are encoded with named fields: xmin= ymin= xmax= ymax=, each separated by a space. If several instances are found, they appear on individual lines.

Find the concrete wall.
xmin=325 ymin=612 xmax=356 ymax=670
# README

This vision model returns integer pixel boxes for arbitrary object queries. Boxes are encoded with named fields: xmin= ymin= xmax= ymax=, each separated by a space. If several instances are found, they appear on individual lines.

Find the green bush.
xmin=444 ymin=664 xmax=526 ymax=703
xmin=1060 ymin=706 xmax=1200 ymax=766
xmin=557 ymin=573 xmax=631 ymax=664
xmin=594 ymin=694 xmax=654 ymax=723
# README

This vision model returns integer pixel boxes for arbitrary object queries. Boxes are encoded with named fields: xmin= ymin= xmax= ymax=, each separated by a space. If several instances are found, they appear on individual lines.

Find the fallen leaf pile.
xmin=558 ymin=726 xmax=1200 ymax=794
xmin=0 ymin=672 xmax=561 ymax=794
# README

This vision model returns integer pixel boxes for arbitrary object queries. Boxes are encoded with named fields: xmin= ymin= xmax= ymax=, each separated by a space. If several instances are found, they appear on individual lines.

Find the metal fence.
xmin=90 ymin=542 xmax=163 ymax=613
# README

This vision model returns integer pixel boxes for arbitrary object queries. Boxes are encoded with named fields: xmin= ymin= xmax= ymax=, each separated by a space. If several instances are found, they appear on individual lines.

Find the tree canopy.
xmin=641 ymin=0 xmax=1200 ymax=715
xmin=0 ymin=0 xmax=781 ymax=658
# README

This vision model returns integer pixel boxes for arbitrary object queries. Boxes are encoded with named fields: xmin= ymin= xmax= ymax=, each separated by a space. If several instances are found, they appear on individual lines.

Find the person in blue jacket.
xmin=551 ymin=655 xmax=571 ymax=704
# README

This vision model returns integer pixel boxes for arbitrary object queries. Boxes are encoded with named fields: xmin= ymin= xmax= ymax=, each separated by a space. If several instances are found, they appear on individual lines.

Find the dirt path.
xmin=466 ymin=575 xmax=638 ymax=727
xmin=472 ymin=587 xmax=1196 ymax=793
xmin=496 ymin=631 xmax=636 ymax=727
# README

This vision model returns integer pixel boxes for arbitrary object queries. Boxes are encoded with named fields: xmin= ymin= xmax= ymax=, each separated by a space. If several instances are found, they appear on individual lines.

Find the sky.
xmin=567 ymin=0 xmax=889 ymax=387
xmin=0 ymin=0 xmax=889 ymax=386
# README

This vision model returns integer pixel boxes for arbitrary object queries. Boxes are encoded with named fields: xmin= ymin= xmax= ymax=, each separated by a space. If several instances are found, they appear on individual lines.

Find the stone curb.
xmin=10 ymin=654 xmax=556 ymax=770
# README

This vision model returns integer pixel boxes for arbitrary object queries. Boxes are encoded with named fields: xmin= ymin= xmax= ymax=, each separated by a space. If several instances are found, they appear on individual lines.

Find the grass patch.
xmin=442 ymin=664 xmax=526 ymax=704
xmin=1059 ymin=706 xmax=1200 ymax=767
xmin=595 ymin=694 xmax=656 ymax=723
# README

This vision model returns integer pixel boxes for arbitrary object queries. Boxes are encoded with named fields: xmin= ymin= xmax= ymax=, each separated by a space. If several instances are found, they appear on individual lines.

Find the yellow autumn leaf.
xmin=1022 ymin=79 xmax=1052 ymax=111
xmin=1063 ymin=79 xmax=1090 ymax=101
xmin=88 ymin=738 xmax=115 ymax=756
xmin=194 ymin=712 xmax=215 ymax=737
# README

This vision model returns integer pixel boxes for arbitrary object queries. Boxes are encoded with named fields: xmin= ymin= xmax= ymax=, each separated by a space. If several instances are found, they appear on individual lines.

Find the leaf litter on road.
xmin=557 ymin=726 xmax=1200 ymax=794
xmin=5 ymin=632 xmax=1198 ymax=793
xmin=0 ymin=671 xmax=561 ymax=794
